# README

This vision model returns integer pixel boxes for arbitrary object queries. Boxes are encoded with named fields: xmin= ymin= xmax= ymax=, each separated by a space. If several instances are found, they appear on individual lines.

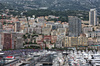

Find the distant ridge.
xmin=0 ymin=0 xmax=100 ymax=11
xmin=0 ymin=3 xmax=5 ymax=9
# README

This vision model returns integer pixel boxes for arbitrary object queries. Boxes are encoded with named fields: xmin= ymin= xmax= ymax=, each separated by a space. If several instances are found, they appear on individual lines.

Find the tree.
xmin=23 ymin=35 xmax=27 ymax=39
xmin=45 ymin=47 xmax=49 ymax=50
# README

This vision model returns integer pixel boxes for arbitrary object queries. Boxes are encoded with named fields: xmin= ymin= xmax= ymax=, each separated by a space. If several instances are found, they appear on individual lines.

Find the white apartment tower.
xmin=89 ymin=9 xmax=97 ymax=26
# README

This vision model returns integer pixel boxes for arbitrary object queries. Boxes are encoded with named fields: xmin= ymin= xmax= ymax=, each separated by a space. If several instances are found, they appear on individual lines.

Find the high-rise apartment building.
xmin=0 ymin=22 xmax=2 ymax=29
xmin=15 ymin=22 xmax=20 ymax=32
xmin=89 ymin=9 xmax=97 ymax=26
xmin=69 ymin=16 xmax=82 ymax=37
xmin=0 ymin=33 xmax=3 ymax=50
xmin=1 ymin=32 xmax=23 ymax=50
xmin=2 ymin=33 xmax=12 ymax=50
